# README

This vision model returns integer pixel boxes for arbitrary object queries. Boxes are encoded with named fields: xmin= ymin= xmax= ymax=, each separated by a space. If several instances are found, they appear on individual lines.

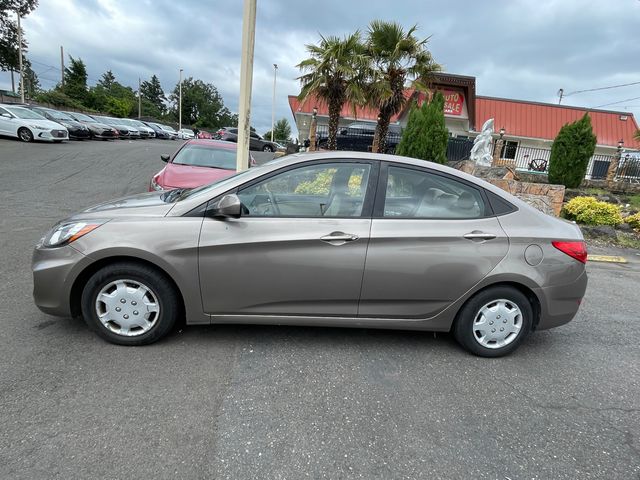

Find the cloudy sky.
xmin=2 ymin=0 xmax=640 ymax=135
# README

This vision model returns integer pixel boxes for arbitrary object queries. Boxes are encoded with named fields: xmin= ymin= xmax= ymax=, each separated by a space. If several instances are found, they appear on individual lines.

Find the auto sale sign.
xmin=442 ymin=90 xmax=464 ymax=116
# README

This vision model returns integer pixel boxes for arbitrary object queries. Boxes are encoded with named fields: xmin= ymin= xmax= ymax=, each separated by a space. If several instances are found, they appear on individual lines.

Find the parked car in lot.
xmin=118 ymin=118 xmax=154 ymax=138
xmin=178 ymin=128 xmax=195 ymax=140
xmin=63 ymin=111 xmax=119 ymax=140
xmin=92 ymin=115 xmax=139 ymax=139
xmin=32 ymin=151 xmax=587 ymax=356
xmin=317 ymin=122 xmax=402 ymax=153
xmin=149 ymin=139 xmax=255 ymax=191
xmin=213 ymin=126 xmax=279 ymax=152
xmin=143 ymin=122 xmax=171 ymax=139
xmin=22 ymin=106 xmax=90 ymax=140
xmin=158 ymin=124 xmax=178 ymax=140
xmin=0 ymin=104 xmax=69 ymax=142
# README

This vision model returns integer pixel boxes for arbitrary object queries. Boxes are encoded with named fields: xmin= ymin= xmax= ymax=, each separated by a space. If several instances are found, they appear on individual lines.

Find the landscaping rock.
xmin=581 ymin=225 xmax=617 ymax=240
xmin=617 ymin=223 xmax=632 ymax=232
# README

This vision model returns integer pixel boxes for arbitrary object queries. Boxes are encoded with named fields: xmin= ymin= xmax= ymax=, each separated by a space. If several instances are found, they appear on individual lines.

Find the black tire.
xmin=453 ymin=286 xmax=533 ymax=357
xmin=18 ymin=127 xmax=34 ymax=143
xmin=262 ymin=145 xmax=274 ymax=152
xmin=80 ymin=262 xmax=180 ymax=346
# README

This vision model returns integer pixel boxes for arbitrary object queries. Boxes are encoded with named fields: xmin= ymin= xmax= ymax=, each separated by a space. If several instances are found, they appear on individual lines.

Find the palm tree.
xmin=297 ymin=32 xmax=367 ymax=150
xmin=366 ymin=21 xmax=441 ymax=153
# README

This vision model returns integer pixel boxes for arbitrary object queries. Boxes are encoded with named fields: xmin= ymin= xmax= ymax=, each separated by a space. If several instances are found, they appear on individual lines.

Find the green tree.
xmin=140 ymin=74 xmax=166 ymax=115
xmin=63 ymin=55 xmax=88 ymax=102
xmin=634 ymin=129 xmax=640 ymax=144
xmin=297 ymin=32 xmax=367 ymax=150
xmin=263 ymin=118 xmax=292 ymax=143
xmin=365 ymin=21 xmax=440 ymax=153
xmin=169 ymin=77 xmax=235 ymax=128
xmin=98 ymin=70 xmax=116 ymax=90
xmin=548 ymin=114 xmax=597 ymax=188
xmin=18 ymin=57 xmax=39 ymax=98
xmin=396 ymin=92 xmax=448 ymax=163
xmin=0 ymin=0 xmax=38 ymax=72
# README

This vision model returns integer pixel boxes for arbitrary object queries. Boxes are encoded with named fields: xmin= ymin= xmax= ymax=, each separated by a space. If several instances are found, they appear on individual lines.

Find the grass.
xmin=626 ymin=194 xmax=640 ymax=210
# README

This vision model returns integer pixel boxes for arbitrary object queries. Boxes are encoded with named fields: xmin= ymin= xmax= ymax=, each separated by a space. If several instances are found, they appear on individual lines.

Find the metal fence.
xmin=494 ymin=144 xmax=640 ymax=181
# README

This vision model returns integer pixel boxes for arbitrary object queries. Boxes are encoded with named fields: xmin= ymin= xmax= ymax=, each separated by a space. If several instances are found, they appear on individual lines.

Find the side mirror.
xmin=160 ymin=155 xmax=170 ymax=162
xmin=210 ymin=194 xmax=242 ymax=218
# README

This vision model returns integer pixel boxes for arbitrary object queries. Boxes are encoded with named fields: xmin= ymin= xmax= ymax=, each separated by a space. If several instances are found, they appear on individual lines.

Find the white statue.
xmin=470 ymin=118 xmax=494 ymax=166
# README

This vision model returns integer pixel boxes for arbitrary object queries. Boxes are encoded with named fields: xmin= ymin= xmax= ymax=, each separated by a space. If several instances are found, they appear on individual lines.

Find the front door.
xmin=198 ymin=160 xmax=377 ymax=317
xmin=359 ymin=164 xmax=509 ymax=318
xmin=0 ymin=107 xmax=13 ymax=135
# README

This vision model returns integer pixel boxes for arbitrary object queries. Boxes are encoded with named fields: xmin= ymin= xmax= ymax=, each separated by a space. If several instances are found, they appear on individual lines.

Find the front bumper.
xmin=32 ymin=243 xmax=87 ymax=317
xmin=69 ymin=128 xmax=91 ymax=139
xmin=37 ymin=129 xmax=69 ymax=141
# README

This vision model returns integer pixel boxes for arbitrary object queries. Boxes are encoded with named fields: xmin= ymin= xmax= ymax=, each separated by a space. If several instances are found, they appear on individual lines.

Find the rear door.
xmin=359 ymin=163 xmax=509 ymax=318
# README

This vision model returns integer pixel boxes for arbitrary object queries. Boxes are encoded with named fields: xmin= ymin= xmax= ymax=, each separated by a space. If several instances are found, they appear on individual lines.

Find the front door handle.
xmin=320 ymin=232 xmax=359 ymax=244
xmin=463 ymin=231 xmax=497 ymax=241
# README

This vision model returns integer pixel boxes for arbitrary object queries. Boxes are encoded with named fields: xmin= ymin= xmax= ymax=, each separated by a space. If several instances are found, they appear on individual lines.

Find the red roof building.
xmin=289 ymin=73 xmax=640 ymax=152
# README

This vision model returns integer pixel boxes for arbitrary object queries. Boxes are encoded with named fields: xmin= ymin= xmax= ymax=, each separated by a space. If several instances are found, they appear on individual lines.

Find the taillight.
xmin=552 ymin=241 xmax=587 ymax=264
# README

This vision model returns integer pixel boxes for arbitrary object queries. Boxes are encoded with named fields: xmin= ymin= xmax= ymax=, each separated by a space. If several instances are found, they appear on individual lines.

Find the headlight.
xmin=150 ymin=176 xmax=163 ymax=191
xmin=29 ymin=125 xmax=48 ymax=130
xmin=43 ymin=220 xmax=108 ymax=247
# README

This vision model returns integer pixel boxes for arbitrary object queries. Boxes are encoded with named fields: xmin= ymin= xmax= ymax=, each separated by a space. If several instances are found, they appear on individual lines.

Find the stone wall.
xmin=581 ymin=179 xmax=640 ymax=195
xmin=449 ymin=160 xmax=565 ymax=216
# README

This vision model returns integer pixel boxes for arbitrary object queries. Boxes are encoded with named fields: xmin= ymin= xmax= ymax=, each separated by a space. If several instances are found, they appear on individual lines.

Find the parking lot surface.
xmin=0 ymin=138 xmax=639 ymax=479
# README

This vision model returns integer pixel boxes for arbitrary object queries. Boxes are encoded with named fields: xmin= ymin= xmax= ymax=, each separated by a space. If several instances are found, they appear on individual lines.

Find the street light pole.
xmin=17 ymin=9 xmax=24 ymax=103
xmin=138 ymin=77 xmax=141 ymax=119
xmin=271 ymin=63 xmax=278 ymax=142
xmin=236 ymin=0 xmax=257 ymax=172
xmin=178 ymin=68 xmax=183 ymax=131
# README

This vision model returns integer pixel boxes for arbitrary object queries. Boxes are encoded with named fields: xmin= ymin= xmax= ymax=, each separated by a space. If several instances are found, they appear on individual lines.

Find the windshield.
xmin=68 ymin=112 xmax=93 ymax=122
xmin=6 ymin=107 xmax=46 ymax=120
xmin=46 ymin=110 xmax=74 ymax=121
xmin=173 ymin=144 xmax=237 ymax=170
xmin=180 ymin=168 xmax=256 ymax=200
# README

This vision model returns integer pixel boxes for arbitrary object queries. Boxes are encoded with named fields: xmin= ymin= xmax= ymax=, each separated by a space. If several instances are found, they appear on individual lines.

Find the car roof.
xmin=185 ymin=139 xmax=238 ymax=150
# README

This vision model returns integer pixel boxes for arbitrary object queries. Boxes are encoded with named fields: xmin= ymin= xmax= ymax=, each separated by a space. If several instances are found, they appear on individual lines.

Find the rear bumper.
xmin=32 ymin=244 xmax=87 ymax=317
xmin=535 ymin=269 xmax=588 ymax=330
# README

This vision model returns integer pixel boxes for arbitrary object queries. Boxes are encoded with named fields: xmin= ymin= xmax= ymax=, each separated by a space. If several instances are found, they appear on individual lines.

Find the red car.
xmin=149 ymin=139 xmax=256 ymax=191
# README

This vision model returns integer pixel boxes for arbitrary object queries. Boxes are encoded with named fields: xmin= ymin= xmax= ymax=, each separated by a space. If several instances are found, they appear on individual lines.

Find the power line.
xmin=565 ymin=80 xmax=640 ymax=97
xmin=593 ymin=96 xmax=640 ymax=108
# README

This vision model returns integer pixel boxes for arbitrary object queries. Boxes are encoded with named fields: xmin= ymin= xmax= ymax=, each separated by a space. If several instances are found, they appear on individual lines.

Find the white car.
xmin=0 ymin=104 xmax=69 ymax=142
xmin=178 ymin=128 xmax=195 ymax=140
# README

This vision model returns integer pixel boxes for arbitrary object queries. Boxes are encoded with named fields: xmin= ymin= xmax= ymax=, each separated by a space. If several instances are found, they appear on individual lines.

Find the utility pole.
xmin=17 ymin=10 xmax=24 ymax=103
xmin=271 ymin=63 xmax=278 ymax=142
xmin=138 ymin=77 xmax=142 ymax=119
xmin=178 ymin=68 xmax=183 ymax=131
xmin=60 ymin=46 xmax=65 ymax=88
xmin=236 ymin=0 xmax=257 ymax=171
xmin=557 ymin=88 xmax=564 ymax=105
xmin=10 ymin=70 xmax=15 ymax=93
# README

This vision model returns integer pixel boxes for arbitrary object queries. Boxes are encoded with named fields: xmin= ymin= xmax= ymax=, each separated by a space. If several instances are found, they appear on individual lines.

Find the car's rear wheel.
xmin=18 ymin=127 xmax=34 ymax=142
xmin=262 ymin=145 xmax=273 ymax=152
xmin=81 ymin=262 xmax=180 ymax=346
xmin=454 ymin=286 xmax=532 ymax=357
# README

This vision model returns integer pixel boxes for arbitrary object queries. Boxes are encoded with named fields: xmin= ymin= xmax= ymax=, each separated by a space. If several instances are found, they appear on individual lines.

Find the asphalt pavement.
xmin=0 ymin=137 xmax=638 ymax=479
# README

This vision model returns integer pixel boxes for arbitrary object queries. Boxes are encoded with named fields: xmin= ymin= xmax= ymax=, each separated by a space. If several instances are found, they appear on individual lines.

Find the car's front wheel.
xmin=454 ymin=286 xmax=533 ymax=357
xmin=18 ymin=127 xmax=34 ymax=142
xmin=81 ymin=262 xmax=180 ymax=346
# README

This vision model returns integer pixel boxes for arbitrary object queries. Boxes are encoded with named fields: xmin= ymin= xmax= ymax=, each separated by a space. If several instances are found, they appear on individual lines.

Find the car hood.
xmin=69 ymin=191 xmax=176 ymax=220
xmin=159 ymin=163 xmax=236 ymax=189
xmin=23 ymin=118 xmax=65 ymax=130
xmin=84 ymin=121 xmax=112 ymax=129
xmin=57 ymin=119 xmax=85 ymax=129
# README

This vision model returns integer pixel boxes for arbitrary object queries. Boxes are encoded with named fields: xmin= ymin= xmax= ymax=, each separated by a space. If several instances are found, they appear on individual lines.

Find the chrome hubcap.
xmin=95 ymin=279 xmax=160 ymax=337
xmin=472 ymin=299 xmax=522 ymax=349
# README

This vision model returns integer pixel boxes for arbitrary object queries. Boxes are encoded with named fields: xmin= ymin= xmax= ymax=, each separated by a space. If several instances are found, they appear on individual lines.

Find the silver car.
xmin=32 ymin=152 xmax=588 ymax=357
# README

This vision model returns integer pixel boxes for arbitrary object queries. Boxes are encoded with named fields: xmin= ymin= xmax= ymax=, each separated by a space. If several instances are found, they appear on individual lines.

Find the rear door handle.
xmin=463 ymin=231 xmax=497 ymax=241
xmin=320 ymin=232 xmax=359 ymax=243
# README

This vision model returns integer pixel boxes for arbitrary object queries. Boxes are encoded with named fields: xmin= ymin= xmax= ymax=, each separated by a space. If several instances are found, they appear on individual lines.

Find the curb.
xmin=587 ymin=254 xmax=628 ymax=263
